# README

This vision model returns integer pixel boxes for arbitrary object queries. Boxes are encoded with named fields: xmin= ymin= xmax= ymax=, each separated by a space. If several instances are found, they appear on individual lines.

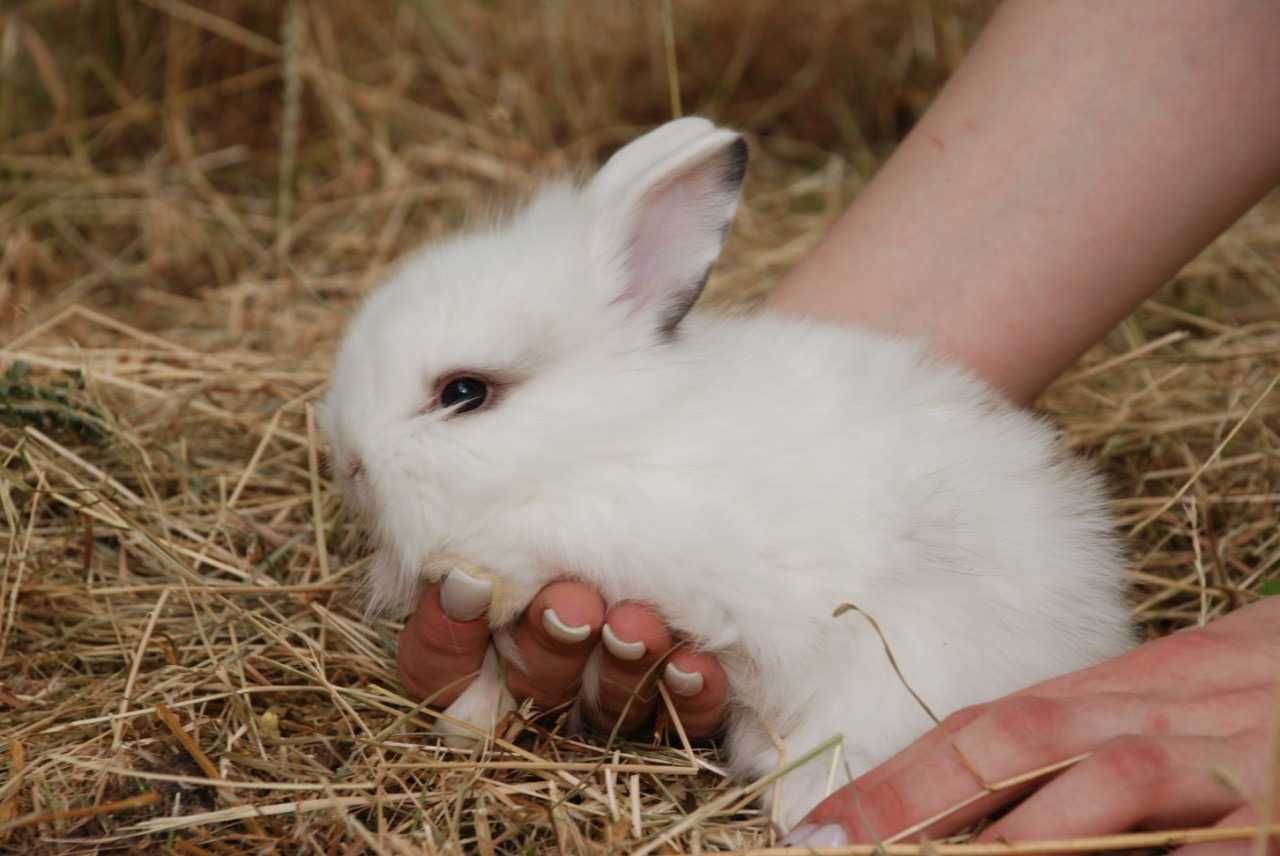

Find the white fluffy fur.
xmin=321 ymin=118 xmax=1133 ymax=832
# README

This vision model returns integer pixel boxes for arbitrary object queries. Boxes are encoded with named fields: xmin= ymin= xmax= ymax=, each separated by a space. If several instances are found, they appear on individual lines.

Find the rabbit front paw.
xmin=432 ymin=646 xmax=516 ymax=748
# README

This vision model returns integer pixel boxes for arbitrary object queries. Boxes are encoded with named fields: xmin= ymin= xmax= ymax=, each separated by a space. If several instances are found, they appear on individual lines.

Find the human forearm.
xmin=767 ymin=0 xmax=1280 ymax=405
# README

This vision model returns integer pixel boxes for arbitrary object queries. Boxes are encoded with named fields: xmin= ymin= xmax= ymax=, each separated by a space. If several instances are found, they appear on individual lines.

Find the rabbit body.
xmin=322 ymin=118 xmax=1132 ymax=831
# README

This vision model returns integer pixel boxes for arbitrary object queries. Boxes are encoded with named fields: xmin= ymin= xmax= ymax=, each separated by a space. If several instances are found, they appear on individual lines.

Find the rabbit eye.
xmin=439 ymin=375 xmax=489 ymax=414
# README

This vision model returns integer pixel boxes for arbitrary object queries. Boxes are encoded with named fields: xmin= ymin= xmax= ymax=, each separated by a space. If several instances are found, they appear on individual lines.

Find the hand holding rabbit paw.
xmin=397 ymin=574 xmax=729 ymax=738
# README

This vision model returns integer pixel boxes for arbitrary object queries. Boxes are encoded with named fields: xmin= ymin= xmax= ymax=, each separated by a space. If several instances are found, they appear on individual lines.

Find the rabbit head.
xmin=321 ymin=118 xmax=748 ymax=620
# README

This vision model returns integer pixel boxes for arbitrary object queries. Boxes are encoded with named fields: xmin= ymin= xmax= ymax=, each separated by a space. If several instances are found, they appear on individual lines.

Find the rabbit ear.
xmin=589 ymin=117 xmax=721 ymax=199
xmin=590 ymin=119 xmax=748 ymax=335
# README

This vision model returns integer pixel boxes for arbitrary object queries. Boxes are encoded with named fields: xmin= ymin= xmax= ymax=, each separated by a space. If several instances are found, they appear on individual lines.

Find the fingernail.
xmin=781 ymin=823 xmax=848 ymax=848
xmin=439 ymin=567 xmax=492 ymax=621
xmin=601 ymin=623 xmax=646 ymax=661
xmin=542 ymin=608 xmax=592 ymax=644
xmin=662 ymin=662 xmax=704 ymax=697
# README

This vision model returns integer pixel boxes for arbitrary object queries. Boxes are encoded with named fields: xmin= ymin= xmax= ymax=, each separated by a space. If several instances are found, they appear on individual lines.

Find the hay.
xmin=1 ymin=1 xmax=1278 ymax=852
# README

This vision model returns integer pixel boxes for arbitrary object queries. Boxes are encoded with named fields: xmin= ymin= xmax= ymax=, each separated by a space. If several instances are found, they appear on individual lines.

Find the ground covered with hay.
xmin=2 ymin=2 xmax=1278 ymax=853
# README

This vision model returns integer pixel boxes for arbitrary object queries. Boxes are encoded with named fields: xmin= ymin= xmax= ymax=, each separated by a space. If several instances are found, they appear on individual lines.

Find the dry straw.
xmin=2 ymin=1 xmax=1279 ymax=853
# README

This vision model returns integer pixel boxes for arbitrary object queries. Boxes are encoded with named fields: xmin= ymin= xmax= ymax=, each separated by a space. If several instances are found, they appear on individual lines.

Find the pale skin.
xmin=397 ymin=0 xmax=1280 ymax=847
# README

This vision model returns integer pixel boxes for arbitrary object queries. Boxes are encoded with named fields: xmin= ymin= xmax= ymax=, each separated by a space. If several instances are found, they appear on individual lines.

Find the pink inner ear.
xmin=618 ymin=159 xmax=734 ymax=313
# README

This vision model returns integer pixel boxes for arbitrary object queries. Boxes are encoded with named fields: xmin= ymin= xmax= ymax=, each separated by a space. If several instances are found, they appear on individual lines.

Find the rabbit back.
xmin=458 ymin=309 xmax=1131 ymax=735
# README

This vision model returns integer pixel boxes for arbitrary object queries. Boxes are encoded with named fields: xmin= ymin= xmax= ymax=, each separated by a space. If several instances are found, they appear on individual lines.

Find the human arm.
xmin=768 ymin=0 xmax=1280 ymax=406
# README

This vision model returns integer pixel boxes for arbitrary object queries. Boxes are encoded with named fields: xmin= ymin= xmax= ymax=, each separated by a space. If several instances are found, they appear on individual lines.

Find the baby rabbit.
xmin=322 ymin=118 xmax=1133 ymax=832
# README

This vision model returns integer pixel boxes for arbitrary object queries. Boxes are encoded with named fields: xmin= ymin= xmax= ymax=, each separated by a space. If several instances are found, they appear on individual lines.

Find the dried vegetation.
xmin=1 ymin=1 xmax=1278 ymax=853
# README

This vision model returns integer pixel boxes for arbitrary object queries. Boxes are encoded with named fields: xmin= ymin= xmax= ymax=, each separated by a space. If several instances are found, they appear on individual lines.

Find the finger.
xmin=587 ymin=602 xmax=673 ymax=733
xmin=505 ymin=581 xmax=604 ymax=708
xmin=1175 ymin=804 xmax=1276 ymax=856
xmin=977 ymin=732 xmax=1262 ymax=841
xmin=802 ymin=690 xmax=1231 ymax=843
xmin=796 ymin=703 xmax=1015 ymax=843
xmin=661 ymin=648 xmax=729 ymax=740
xmin=1033 ymin=605 xmax=1280 ymax=702
xmin=1197 ymin=596 xmax=1280 ymax=647
xmin=397 ymin=582 xmax=491 ymax=706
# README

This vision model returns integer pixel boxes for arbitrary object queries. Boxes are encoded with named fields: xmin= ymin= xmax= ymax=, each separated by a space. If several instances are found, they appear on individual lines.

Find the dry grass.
xmin=1 ymin=1 xmax=1278 ymax=853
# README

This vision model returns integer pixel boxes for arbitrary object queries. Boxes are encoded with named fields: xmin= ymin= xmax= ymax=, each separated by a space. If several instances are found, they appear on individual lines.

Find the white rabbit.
xmin=321 ymin=118 xmax=1133 ymax=832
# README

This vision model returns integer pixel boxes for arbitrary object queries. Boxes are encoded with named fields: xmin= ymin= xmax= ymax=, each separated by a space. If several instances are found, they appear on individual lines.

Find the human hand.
xmin=784 ymin=597 xmax=1280 ymax=850
xmin=396 ymin=575 xmax=729 ymax=737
